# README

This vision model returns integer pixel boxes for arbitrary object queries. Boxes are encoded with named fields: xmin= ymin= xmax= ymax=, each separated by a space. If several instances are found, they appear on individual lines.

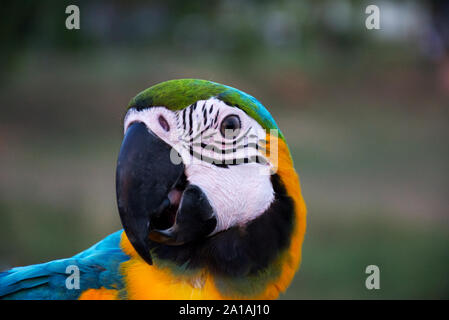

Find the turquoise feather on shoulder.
xmin=0 ymin=230 xmax=129 ymax=300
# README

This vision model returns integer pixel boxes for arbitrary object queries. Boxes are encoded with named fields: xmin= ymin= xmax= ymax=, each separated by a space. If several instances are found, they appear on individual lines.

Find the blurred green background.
xmin=0 ymin=0 xmax=448 ymax=299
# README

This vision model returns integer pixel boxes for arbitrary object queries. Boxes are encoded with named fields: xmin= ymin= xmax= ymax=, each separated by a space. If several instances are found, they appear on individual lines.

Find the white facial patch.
xmin=185 ymin=160 xmax=274 ymax=232
xmin=123 ymin=98 xmax=275 ymax=233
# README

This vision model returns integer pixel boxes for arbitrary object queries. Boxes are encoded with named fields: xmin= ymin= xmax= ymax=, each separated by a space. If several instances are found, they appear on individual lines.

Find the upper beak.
xmin=116 ymin=121 xmax=216 ymax=265
xmin=116 ymin=122 xmax=184 ymax=264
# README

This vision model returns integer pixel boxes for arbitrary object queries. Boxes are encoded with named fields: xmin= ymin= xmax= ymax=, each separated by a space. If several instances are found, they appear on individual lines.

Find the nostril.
xmin=158 ymin=115 xmax=170 ymax=132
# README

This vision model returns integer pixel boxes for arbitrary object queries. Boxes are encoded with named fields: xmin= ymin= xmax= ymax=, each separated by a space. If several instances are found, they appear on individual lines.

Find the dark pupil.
xmin=221 ymin=115 xmax=240 ymax=137
xmin=225 ymin=118 xmax=237 ymax=130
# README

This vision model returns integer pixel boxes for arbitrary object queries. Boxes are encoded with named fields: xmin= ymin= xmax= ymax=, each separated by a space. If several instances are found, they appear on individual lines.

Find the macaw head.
xmin=116 ymin=79 xmax=306 ymax=287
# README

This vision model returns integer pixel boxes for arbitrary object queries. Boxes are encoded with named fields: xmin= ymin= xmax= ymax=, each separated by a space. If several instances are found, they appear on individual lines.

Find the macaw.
xmin=0 ymin=79 xmax=307 ymax=300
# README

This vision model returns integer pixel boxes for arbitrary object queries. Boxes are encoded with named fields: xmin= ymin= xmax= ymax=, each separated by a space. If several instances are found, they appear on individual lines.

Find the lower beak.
xmin=116 ymin=121 xmax=217 ymax=265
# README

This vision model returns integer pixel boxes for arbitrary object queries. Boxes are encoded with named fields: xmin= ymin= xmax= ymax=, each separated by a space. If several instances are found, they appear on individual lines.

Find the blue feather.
xmin=0 ymin=230 xmax=129 ymax=300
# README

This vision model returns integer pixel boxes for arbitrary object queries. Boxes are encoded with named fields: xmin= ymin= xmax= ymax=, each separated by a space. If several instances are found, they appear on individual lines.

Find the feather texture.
xmin=0 ymin=230 xmax=128 ymax=300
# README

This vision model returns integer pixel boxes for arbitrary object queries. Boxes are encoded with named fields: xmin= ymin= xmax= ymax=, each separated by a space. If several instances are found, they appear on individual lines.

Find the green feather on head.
xmin=128 ymin=79 xmax=284 ymax=140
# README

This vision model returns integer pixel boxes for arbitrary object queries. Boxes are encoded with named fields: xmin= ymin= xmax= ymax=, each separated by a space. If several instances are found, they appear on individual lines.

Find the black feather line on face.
xmin=188 ymin=105 xmax=194 ymax=136
xmin=203 ymin=103 xmax=208 ymax=125
xmin=182 ymin=108 xmax=187 ymax=131
xmin=192 ymin=142 xmax=265 ymax=154
xmin=214 ymin=110 xmax=219 ymax=125
xmin=176 ymin=104 xmax=267 ymax=168
xmin=149 ymin=174 xmax=295 ymax=277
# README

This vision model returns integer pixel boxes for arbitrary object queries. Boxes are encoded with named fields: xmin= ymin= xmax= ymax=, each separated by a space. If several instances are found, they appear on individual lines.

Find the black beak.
xmin=116 ymin=122 xmax=184 ymax=265
xmin=116 ymin=122 xmax=217 ymax=265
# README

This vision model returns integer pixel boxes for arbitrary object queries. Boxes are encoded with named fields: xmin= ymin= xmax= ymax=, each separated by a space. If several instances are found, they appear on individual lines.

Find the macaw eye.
xmin=220 ymin=115 xmax=241 ymax=138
